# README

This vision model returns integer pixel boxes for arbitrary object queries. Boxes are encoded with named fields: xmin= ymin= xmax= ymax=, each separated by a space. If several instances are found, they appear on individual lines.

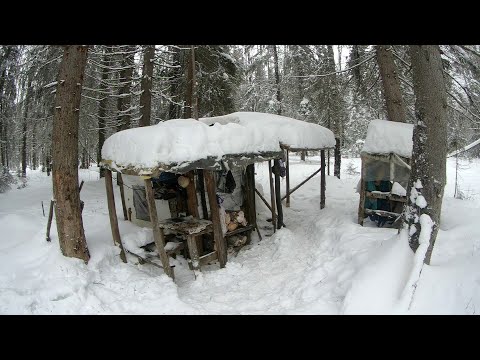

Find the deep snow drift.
xmin=0 ymin=156 xmax=478 ymax=314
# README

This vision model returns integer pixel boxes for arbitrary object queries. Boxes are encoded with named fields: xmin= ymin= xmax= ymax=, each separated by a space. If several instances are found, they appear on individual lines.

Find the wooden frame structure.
xmin=101 ymin=151 xmax=282 ymax=280
xmin=357 ymin=152 xmax=411 ymax=226
xmin=279 ymin=145 xmax=333 ymax=211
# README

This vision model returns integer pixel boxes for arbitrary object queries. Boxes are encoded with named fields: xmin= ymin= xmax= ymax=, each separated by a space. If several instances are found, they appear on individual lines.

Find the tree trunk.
xmin=404 ymin=45 xmax=448 ymax=265
xmin=272 ymin=45 xmax=282 ymax=115
xmin=31 ymin=122 xmax=37 ymax=170
xmin=168 ymin=46 xmax=182 ymax=120
xmin=52 ymin=45 xmax=90 ymax=263
xmin=184 ymin=46 xmax=194 ymax=119
xmin=97 ymin=46 xmax=110 ymax=178
xmin=116 ymin=46 xmax=135 ymax=132
xmin=376 ymin=45 xmax=407 ymax=123
xmin=21 ymin=73 xmax=33 ymax=178
xmin=327 ymin=45 xmax=342 ymax=179
xmin=139 ymin=45 xmax=155 ymax=127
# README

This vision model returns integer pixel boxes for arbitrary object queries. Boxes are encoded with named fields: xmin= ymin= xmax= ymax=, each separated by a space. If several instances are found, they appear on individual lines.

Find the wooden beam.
xmin=117 ymin=173 xmax=128 ymax=221
xmin=243 ymin=164 xmax=256 ymax=244
xmin=286 ymin=149 xmax=290 ymax=207
xmin=321 ymin=150 xmax=326 ymax=209
xmin=255 ymin=188 xmax=274 ymax=213
xmin=204 ymin=170 xmax=227 ymax=267
xmin=274 ymin=159 xmax=284 ymax=229
xmin=105 ymin=169 xmax=127 ymax=263
xmin=196 ymin=169 xmax=208 ymax=219
xmin=187 ymin=234 xmax=201 ymax=271
xmin=281 ymin=167 xmax=321 ymax=201
xmin=144 ymin=177 xmax=174 ymax=279
xmin=185 ymin=170 xmax=199 ymax=218
xmin=268 ymin=160 xmax=276 ymax=232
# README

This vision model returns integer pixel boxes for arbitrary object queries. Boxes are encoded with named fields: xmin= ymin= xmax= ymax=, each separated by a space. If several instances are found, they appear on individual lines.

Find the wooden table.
xmin=158 ymin=216 xmax=217 ymax=271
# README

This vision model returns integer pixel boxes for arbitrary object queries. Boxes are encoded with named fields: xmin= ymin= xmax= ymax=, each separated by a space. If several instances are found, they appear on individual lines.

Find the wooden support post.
xmin=204 ymin=170 xmax=227 ymax=268
xmin=105 ymin=169 xmax=127 ymax=263
xmin=196 ymin=169 xmax=208 ymax=219
xmin=321 ymin=150 xmax=326 ymax=210
xmin=268 ymin=160 xmax=276 ymax=232
xmin=117 ymin=173 xmax=128 ymax=221
xmin=184 ymin=170 xmax=203 ymax=255
xmin=274 ymin=159 xmax=284 ymax=229
xmin=243 ymin=164 xmax=257 ymax=244
xmin=46 ymin=200 xmax=55 ymax=241
xmin=281 ymin=167 xmax=321 ymax=201
xmin=358 ymin=156 xmax=366 ymax=225
xmin=187 ymin=235 xmax=200 ymax=271
xmin=327 ymin=150 xmax=330 ymax=175
xmin=144 ymin=177 xmax=174 ymax=279
xmin=286 ymin=149 xmax=290 ymax=207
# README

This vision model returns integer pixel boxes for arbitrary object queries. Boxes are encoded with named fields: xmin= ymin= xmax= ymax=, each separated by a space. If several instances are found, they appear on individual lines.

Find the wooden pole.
xmin=104 ymin=170 xmax=127 ymax=263
xmin=204 ymin=170 xmax=227 ymax=267
xmin=144 ymin=177 xmax=175 ymax=279
xmin=243 ymin=164 xmax=257 ymax=244
xmin=185 ymin=170 xmax=199 ymax=218
xmin=255 ymin=188 xmax=274 ymax=213
xmin=286 ymin=149 xmax=290 ymax=207
xmin=268 ymin=160 xmax=276 ymax=232
xmin=358 ymin=155 xmax=366 ymax=225
xmin=117 ymin=173 xmax=128 ymax=221
xmin=46 ymin=200 xmax=55 ymax=241
xmin=321 ymin=150 xmax=326 ymax=209
xmin=327 ymin=150 xmax=330 ymax=175
xmin=274 ymin=159 xmax=284 ymax=229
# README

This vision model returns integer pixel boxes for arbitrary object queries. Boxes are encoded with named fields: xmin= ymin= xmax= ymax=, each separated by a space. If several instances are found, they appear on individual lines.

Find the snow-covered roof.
xmin=362 ymin=120 xmax=413 ymax=158
xmin=101 ymin=112 xmax=335 ymax=175
xmin=200 ymin=112 xmax=336 ymax=151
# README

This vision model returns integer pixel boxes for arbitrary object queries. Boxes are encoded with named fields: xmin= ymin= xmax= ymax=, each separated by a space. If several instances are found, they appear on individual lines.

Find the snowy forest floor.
xmin=1 ymin=156 xmax=479 ymax=314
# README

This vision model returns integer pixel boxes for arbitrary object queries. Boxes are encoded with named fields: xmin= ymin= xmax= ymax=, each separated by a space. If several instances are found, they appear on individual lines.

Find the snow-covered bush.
xmin=0 ymin=166 xmax=16 ymax=193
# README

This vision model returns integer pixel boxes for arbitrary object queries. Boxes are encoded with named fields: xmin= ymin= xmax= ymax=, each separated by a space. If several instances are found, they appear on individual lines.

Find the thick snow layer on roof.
xmin=102 ymin=118 xmax=281 ymax=171
xmin=102 ymin=112 xmax=335 ymax=171
xmin=362 ymin=120 xmax=413 ymax=158
xmin=200 ymin=112 xmax=336 ymax=150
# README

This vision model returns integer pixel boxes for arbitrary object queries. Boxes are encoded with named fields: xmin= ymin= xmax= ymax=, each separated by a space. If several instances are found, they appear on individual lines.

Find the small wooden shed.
xmin=357 ymin=120 xmax=414 ymax=226
xmin=101 ymin=112 xmax=335 ymax=280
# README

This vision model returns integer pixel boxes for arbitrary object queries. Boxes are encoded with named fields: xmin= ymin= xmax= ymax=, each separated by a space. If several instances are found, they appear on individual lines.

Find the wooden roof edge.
xmin=280 ymin=143 xmax=335 ymax=151
xmin=100 ymin=151 xmax=283 ymax=176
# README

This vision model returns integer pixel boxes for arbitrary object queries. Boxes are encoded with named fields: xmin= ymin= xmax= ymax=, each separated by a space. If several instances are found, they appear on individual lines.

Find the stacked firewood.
xmin=224 ymin=210 xmax=247 ymax=232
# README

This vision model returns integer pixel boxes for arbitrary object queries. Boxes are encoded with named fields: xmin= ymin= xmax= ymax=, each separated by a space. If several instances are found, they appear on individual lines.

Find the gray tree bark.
xmin=404 ymin=45 xmax=448 ymax=265
xmin=139 ymin=45 xmax=155 ymax=127
xmin=116 ymin=46 xmax=135 ymax=132
xmin=376 ymin=45 xmax=407 ymax=123
xmin=52 ymin=45 xmax=90 ymax=263
xmin=97 ymin=46 xmax=110 ymax=178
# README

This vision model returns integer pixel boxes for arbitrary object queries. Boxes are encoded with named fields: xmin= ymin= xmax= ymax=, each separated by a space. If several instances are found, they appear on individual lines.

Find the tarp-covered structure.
xmin=358 ymin=120 xmax=414 ymax=227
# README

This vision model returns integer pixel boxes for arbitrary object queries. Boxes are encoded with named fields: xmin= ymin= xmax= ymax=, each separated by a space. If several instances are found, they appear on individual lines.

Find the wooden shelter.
xmin=101 ymin=112 xmax=335 ymax=280
xmin=357 ymin=120 xmax=414 ymax=227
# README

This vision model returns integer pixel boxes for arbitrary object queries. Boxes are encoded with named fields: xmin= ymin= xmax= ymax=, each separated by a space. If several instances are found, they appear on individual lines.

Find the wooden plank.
xmin=281 ymin=167 xmax=321 ymax=201
xmin=117 ymin=173 xmax=128 ymax=221
xmin=46 ymin=200 xmax=55 ymax=242
xmin=321 ymin=150 xmax=326 ymax=209
xmin=185 ymin=170 xmax=199 ymax=218
xmin=273 ymin=159 xmax=284 ymax=229
xmin=204 ymin=170 xmax=227 ymax=268
xmin=366 ymin=192 xmax=407 ymax=203
xmin=364 ymin=208 xmax=402 ymax=218
xmin=144 ymin=178 xmax=174 ymax=279
xmin=268 ymin=160 xmax=276 ymax=232
xmin=196 ymin=169 xmax=208 ymax=219
xmin=126 ymin=249 xmax=164 ymax=269
xmin=243 ymin=164 xmax=256 ymax=244
xmin=105 ymin=170 xmax=127 ymax=263
xmin=199 ymin=251 xmax=218 ymax=266
xmin=225 ymin=225 xmax=254 ymax=237
xmin=286 ymin=149 xmax=290 ymax=207
xmin=358 ymin=157 xmax=366 ymax=225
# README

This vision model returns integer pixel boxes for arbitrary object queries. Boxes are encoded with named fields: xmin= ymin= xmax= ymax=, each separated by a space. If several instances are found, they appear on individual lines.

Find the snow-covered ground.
xmin=0 ymin=156 xmax=478 ymax=314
